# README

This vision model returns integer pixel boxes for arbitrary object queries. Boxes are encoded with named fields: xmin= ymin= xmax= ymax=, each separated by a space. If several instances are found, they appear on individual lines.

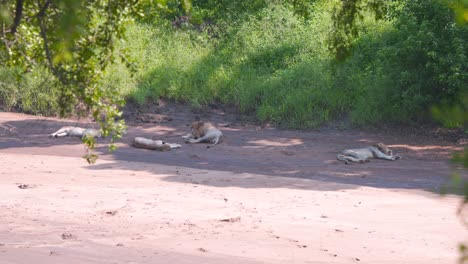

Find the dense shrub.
xmin=347 ymin=0 xmax=467 ymax=124
xmin=0 ymin=67 xmax=19 ymax=111
xmin=0 ymin=67 xmax=61 ymax=115
xmin=107 ymin=1 xmax=350 ymax=128
xmin=3 ymin=0 xmax=465 ymax=129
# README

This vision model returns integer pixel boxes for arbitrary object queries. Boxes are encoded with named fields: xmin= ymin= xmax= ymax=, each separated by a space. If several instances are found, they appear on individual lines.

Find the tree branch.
xmin=37 ymin=0 xmax=63 ymax=84
xmin=37 ymin=0 xmax=52 ymax=18
xmin=11 ymin=0 xmax=24 ymax=34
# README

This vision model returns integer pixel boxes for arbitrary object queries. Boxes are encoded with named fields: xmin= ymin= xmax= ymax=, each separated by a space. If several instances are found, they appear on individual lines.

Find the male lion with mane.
xmin=182 ymin=121 xmax=223 ymax=148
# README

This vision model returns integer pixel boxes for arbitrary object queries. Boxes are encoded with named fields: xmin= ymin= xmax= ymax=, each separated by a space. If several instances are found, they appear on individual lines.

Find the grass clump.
xmin=110 ymin=1 xmax=351 ymax=128
xmin=0 ymin=67 xmax=61 ymax=115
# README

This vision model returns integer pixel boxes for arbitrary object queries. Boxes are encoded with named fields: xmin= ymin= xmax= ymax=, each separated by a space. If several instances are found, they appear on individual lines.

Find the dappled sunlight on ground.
xmin=139 ymin=126 xmax=178 ymax=133
xmin=246 ymin=138 xmax=304 ymax=147
xmin=390 ymin=144 xmax=462 ymax=151
xmin=320 ymin=170 xmax=372 ymax=178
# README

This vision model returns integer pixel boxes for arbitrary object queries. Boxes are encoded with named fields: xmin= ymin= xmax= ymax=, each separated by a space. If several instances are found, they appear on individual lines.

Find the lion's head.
xmin=374 ymin=142 xmax=392 ymax=156
xmin=190 ymin=121 xmax=205 ymax=139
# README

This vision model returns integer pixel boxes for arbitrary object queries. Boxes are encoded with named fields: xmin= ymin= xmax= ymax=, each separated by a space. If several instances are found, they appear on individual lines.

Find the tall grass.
xmin=0 ymin=67 xmax=60 ymax=115
xmin=2 ymin=0 xmax=465 ymax=129
xmin=104 ymin=1 xmax=355 ymax=128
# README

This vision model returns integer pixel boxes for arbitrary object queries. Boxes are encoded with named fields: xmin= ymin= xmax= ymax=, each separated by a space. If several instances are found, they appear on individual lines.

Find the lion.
xmin=49 ymin=126 xmax=102 ymax=139
xmin=181 ymin=121 xmax=223 ymax=148
xmin=337 ymin=142 xmax=401 ymax=164
xmin=133 ymin=137 xmax=181 ymax=151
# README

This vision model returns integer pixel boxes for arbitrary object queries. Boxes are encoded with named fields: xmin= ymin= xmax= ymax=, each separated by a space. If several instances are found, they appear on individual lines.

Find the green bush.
xmin=0 ymin=67 xmax=20 ymax=111
xmin=347 ymin=0 xmax=467 ymax=124
xmin=111 ymin=2 xmax=349 ymax=128
xmin=11 ymin=0 xmax=463 ymax=128
xmin=0 ymin=67 xmax=61 ymax=115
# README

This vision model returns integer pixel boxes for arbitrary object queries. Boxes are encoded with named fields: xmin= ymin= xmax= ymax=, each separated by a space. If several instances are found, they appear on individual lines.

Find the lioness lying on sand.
xmin=49 ymin=126 xmax=102 ymax=139
xmin=182 ymin=121 xmax=223 ymax=148
xmin=133 ymin=137 xmax=181 ymax=151
xmin=337 ymin=142 xmax=401 ymax=164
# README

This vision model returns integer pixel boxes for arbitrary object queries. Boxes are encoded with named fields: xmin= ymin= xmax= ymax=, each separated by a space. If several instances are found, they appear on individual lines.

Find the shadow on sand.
xmin=0 ymin=114 xmax=462 ymax=194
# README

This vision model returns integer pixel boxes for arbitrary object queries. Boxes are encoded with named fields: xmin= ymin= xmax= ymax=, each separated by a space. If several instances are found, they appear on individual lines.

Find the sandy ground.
xmin=0 ymin=105 xmax=467 ymax=264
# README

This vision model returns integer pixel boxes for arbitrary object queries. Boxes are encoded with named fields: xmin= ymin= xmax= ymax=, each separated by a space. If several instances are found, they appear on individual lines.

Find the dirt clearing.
xmin=0 ymin=106 xmax=466 ymax=264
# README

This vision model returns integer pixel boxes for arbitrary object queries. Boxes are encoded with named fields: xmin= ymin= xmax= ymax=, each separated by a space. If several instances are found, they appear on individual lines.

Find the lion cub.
xmin=49 ymin=126 xmax=102 ymax=139
xmin=181 ymin=121 xmax=223 ymax=148
xmin=337 ymin=142 xmax=401 ymax=164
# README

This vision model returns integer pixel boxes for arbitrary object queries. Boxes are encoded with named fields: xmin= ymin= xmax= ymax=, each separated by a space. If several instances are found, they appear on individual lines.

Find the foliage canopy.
xmin=0 ymin=0 xmax=156 ymax=160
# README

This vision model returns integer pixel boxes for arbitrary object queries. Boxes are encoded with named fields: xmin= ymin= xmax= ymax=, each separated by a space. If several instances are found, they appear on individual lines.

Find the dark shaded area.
xmin=0 ymin=105 xmax=464 ymax=194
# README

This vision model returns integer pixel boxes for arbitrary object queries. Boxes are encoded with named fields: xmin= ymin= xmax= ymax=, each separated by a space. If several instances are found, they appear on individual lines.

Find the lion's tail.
xmin=207 ymin=136 xmax=222 ymax=148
